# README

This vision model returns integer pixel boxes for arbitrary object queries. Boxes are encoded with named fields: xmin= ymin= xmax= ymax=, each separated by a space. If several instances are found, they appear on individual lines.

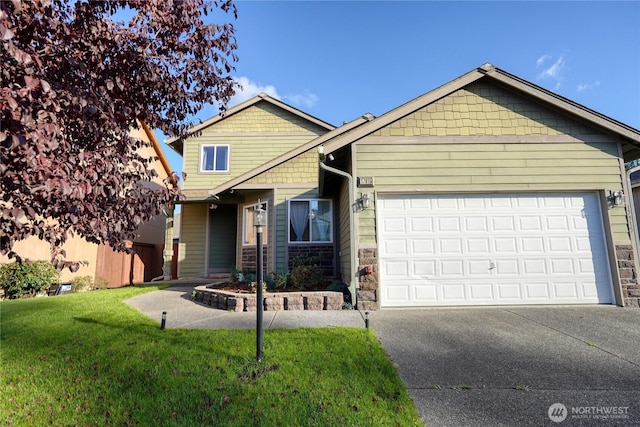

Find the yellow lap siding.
xmin=356 ymin=141 xmax=627 ymax=243
xmin=178 ymin=204 xmax=208 ymax=278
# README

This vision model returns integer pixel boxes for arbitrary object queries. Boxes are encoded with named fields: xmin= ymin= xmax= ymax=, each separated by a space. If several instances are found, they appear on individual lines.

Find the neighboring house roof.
xmin=140 ymin=121 xmax=178 ymax=187
xmin=165 ymin=93 xmax=336 ymax=155
xmin=322 ymin=63 xmax=640 ymax=157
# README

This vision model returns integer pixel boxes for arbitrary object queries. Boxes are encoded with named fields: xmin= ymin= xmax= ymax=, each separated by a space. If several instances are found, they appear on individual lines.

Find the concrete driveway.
xmin=371 ymin=306 xmax=640 ymax=426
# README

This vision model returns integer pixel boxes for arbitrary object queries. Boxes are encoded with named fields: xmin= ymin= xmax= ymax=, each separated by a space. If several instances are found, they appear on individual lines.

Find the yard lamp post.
xmin=253 ymin=201 xmax=267 ymax=362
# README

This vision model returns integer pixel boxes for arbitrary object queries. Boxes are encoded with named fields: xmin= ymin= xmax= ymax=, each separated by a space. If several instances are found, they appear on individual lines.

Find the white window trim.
xmin=199 ymin=144 xmax=230 ymax=173
xmin=242 ymin=201 xmax=268 ymax=246
xmin=287 ymin=199 xmax=333 ymax=244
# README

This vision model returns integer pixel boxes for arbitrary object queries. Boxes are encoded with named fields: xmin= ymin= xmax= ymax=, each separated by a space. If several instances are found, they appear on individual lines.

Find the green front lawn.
xmin=0 ymin=286 xmax=422 ymax=426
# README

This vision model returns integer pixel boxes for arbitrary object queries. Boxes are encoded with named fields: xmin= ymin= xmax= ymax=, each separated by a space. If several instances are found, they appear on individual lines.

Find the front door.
xmin=208 ymin=204 xmax=237 ymax=273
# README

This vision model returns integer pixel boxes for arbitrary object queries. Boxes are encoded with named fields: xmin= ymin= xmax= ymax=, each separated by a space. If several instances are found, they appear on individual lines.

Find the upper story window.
xmin=288 ymin=199 xmax=333 ymax=243
xmin=200 ymin=144 xmax=229 ymax=173
xmin=243 ymin=201 xmax=268 ymax=246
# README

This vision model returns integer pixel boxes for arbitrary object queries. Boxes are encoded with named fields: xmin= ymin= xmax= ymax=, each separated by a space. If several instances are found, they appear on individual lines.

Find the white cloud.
xmin=284 ymin=91 xmax=319 ymax=109
xmin=536 ymin=54 xmax=552 ymax=67
xmin=229 ymin=76 xmax=281 ymax=107
xmin=193 ymin=77 xmax=319 ymax=122
xmin=538 ymin=55 xmax=565 ymax=79
xmin=577 ymin=81 xmax=600 ymax=92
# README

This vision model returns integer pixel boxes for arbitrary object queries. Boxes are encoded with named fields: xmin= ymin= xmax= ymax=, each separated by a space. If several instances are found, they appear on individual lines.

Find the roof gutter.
xmin=318 ymin=145 xmax=357 ymax=307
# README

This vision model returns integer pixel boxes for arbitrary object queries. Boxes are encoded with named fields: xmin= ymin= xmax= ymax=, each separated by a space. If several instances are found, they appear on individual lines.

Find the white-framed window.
xmin=243 ymin=201 xmax=268 ymax=246
xmin=200 ymin=144 xmax=229 ymax=172
xmin=288 ymin=199 xmax=333 ymax=243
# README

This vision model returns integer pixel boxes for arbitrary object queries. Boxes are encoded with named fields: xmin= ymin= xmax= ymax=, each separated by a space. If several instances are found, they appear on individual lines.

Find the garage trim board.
xmin=377 ymin=192 xmax=614 ymax=307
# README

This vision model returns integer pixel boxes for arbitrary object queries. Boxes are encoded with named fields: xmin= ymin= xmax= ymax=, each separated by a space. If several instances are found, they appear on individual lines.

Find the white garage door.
xmin=377 ymin=193 xmax=614 ymax=307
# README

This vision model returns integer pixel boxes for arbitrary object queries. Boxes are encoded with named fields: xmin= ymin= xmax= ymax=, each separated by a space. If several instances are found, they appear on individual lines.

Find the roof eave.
xmin=165 ymin=93 xmax=336 ymax=149
xmin=485 ymin=66 xmax=640 ymax=143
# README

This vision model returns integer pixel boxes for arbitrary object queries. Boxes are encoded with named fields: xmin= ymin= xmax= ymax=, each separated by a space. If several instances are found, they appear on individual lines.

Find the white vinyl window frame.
xmin=199 ymin=144 xmax=230 ymax=173
xmin=287 ymin=199 xmax=333 ymax=244
xmin=243 ymin=201 xmax=268 ymax=246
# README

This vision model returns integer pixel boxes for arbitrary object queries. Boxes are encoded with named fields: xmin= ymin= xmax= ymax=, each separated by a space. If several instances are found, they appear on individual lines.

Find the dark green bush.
xmin=268 ymin=271 xmax=290 ymax=290
xmin=289 ymin=255 xmax=324 ymax=290
xmin=290 ymin=265 xmax=324 ymax=290
xmin=0 ymin=260 xmax=60 ymax=299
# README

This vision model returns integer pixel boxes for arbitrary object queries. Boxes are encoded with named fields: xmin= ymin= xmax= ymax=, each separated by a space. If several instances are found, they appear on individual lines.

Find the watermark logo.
xmin=548 ymin=403 xmax=630 ymax=423
xmin=548 ymin=403 xmax=568 ymax=423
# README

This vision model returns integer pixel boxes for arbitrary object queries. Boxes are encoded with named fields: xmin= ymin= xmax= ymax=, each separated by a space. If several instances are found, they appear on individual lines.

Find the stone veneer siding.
xmin=357 ymin=247 xmax=380 ymax=310
xmin=288 ymin=244 xmax=335 ymax=278
xmin=616 ymin=244 xmax=640 ymax=307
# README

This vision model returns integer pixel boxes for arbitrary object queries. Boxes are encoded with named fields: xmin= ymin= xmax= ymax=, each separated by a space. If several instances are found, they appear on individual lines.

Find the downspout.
xmin=626 ymin=166 xmax=640 ymax=264
xmin=318 ymin=146 xmax=357 ymax=307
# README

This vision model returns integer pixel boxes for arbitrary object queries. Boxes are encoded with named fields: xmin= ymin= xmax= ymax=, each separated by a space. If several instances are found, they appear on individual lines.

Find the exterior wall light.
xmin=608 ymin=190 xmax=625 ymax=209
xmin=361 ymin=193 xmax=371 ymax=209
xmin=253 ymin=201 xmax=267 ymax=228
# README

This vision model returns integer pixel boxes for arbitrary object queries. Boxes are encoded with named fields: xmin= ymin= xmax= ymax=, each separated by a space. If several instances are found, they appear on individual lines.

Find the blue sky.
xmin=160 ymin=1 xmax=640 ymax=176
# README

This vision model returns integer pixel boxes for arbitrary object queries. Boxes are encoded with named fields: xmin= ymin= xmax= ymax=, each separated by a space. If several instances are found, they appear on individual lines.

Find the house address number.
xmin=357 ymin=176 xmax=374 ymax=187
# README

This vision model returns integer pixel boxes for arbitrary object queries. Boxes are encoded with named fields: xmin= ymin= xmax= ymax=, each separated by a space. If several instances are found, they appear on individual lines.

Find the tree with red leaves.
xmin=0 ymin=0 xmax=239 ymax=270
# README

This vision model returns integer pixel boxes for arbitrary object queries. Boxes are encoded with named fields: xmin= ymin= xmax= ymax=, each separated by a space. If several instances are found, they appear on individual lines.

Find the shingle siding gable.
xmin=245 ymin=151 xmax=318 ymax=185
xmin=374 ymin=82 xmax=603 ymax=138
xmin=202 ymin=102 xmax=330 ymax=135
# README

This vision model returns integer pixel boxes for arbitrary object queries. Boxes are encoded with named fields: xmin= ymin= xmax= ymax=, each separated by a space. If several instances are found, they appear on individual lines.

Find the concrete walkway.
xmin=124 ymin=283 xmax=367 ymax=330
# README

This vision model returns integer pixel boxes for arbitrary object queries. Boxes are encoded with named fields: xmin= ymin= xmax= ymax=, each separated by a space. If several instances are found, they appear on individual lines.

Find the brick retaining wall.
xmin=192 ymin=286 xmax=344 ymax=312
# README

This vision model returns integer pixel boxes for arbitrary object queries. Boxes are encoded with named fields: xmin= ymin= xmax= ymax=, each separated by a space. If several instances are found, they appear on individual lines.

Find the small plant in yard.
xmin=71 ymin=275 xmax=93 ymax=292
xmin=229 ymin=265 xmax=241 ymax=283
xmin=248 ymin=281 xmax=266 ymax=294
xmin=514 ymin=384 xmax=531 ymax=391
xmin=450 ymin=384 xmax=473 ymax=390
xmin=267 ymin=271 xmax=290 ymax=290
xmin=93 ymin=276 xmax=109 ymax=290
xmin=243 ymin=272 xmax=257 ymax=284
xmin=0 ymin=260 xmax=60 ymax=299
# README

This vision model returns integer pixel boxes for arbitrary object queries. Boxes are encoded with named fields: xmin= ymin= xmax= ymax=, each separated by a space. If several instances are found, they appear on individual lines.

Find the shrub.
xmin=71 ymin=275 xmax=93 ymax=292
xmin=268 ymin=271 xmax=290 ymax=290
xmin=0 ymin=260 xmax=60 ymax=299
xmin=93 ymin=276 xmax=109 ymax=290
xmin=264 ymin=274 xmax=276 ymax=290
xmin=290 ymin=265 xmax=324 ymax=290
xmin=229 ymin=265 xmax=241 ymax=283
xmin=289 ymin=255 xmax=324 ymax=290
xmin=243 ymin=272 xmax=257 ymax=284
xmin=327 ymin=280 xmax=352 ymax=304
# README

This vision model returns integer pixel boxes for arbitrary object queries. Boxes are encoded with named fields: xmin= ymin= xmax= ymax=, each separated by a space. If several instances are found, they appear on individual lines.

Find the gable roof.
xmin=166 ymin=93 xmax=336 ymax=155
xmin=322 ymin=63 xmax=640 ymax=157
xmin=191 ymin=113 xmax=375 ymax=200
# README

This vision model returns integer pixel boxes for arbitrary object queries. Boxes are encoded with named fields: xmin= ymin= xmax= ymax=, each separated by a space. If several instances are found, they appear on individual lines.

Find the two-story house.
xmin=170 ymin=64 xmax=640 ymax=309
